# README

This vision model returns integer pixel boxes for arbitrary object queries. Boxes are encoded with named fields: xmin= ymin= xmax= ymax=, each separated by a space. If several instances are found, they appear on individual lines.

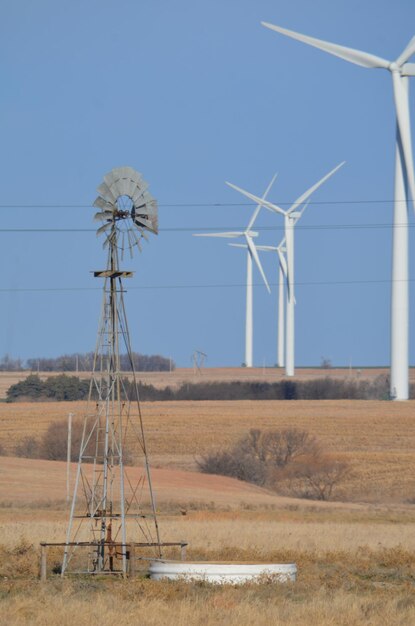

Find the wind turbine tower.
xmin=262 ymin=21 xmax=415 ymax=400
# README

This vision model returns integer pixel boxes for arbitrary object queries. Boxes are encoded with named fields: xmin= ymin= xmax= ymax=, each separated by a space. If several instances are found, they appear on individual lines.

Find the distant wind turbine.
xmin=227 ymin=163 xmax=344 ymax=376
xmin=193 ymin=175 xmax=276 ymax=367
xmin=262 ymin=21 xmax=415 ymax=400
xmin=231 ymin=237 xmax=288 ymax=368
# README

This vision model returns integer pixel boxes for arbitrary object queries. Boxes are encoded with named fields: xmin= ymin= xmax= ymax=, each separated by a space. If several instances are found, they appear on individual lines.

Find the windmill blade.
xmin=94 ymin=211 xmax=114 ymax=222
xmin=391 ymin=72 xmax=415 ymax=212
xmin=112 ymin=166 xmax=143 ymax=198
xmin=396 ymin=36 xmax=415 ymax=66
xmin=226 ymin=182 xmax=286 ymax=216
xmin=228 ymin=243 xmax=248 ymax=248
xmin=126 ymin=226 xmax=134 ymax=259
xmin=133 ymin=192 xmax=158 ymax=233
xmin=246 ymin=172 xmax=278 ymax=231
xmin=245 ymin=234 xmax=271 ymax=293
xmin=261 ymin=22 xmax=390 ymax=69
xmin=96 ymin=183 xmax=117 ymax=204
xmin=96 ymin=222 xmax=113 ymax=237
xmin=131 ymin=181 xmax=149 ymax=204
xmin=288 ymin=162 xmax=345 ymax=214
xmin=131 ymin=227 xmax=143 ymax=253
xmin=116 ymin=177 xmax=136 ymax=198
xmin=103 ymin=229 xmax=117 ymax=249
xmin=116 ymin=166 xmax=141 ymax=182
xmin=93 ymin=196 xmax=115 ymax=211
xmin=134 ymin=215 xmax=153 ymax=230
xmin=193 ymin=231 xmax=245 ymax=238
xmin=120 ymin=230 xmax=125 ymax=262
xmin=402 ymin=63 xmax=415 ymax=76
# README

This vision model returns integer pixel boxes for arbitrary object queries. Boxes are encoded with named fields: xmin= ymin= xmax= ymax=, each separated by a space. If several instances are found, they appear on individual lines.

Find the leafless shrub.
xmin=283 ymin=455 xmax=351 ymax=501
xmin=14 ymin=436 xmax=40 ymax=459
xmin=260 ymin=428 xmax=320 ymax=469
xmin=40 ymin=418 xmax=86 ymax=461
xmin=14 ymin=417 xmax=133 ymax=465
xmin=198 ymin=428 xmax=350 ymax=501
xmin=197 ymin=448 xmax=266 ymax=486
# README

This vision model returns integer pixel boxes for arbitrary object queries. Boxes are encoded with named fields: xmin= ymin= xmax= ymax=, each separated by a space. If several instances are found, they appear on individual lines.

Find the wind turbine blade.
xmin=277 ymin=237 xmax=286 ymax=250
xmin=277 ymin=247 xmax=292 ymax=302
xmin=246 ymin=172 xmax=278 ymax=231
xmin=277 ymin=248 xmax=288 ymax=279
xmin=396 ymin=36 xmax=415 ymax=66
xmin=255 ymin=245 xmax=278 ymax=252
xmin=245 ymin=234 xmax=271 ymax=293
xmin=288 ymin=162 xmax=345 ymax=214
xmin=261 ymin=22 xmax=390 ymax=69
xmin=294 ymin=200 xmax=311 ymax=224
xmin=391 ymin=73 xmax=415 ymax=211
xmin=193 ymin=231 xmax=245 ymax=238
xmin=229 ymin=243 xmax=248 ymax=248
xmin=402 ymin=63 xmax=415 ymax=77
xmin=226 ymin=182 xmax=286 ymax=216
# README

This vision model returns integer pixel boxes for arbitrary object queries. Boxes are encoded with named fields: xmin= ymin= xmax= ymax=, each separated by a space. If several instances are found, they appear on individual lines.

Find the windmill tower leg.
xmin=245 ymin=251 xmax=253 ymax=367
xmin=390 ymin=124 xmax=409 ymax=401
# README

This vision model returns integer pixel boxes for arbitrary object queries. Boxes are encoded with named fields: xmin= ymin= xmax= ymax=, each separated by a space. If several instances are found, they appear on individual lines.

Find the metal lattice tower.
xmin=62 ymin=167 xmax=162 ymax=576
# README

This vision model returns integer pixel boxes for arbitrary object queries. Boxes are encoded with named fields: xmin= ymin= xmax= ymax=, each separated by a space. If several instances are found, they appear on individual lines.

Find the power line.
xmin=0 ymin=222 xmax=412 ymax=233
xmin=0 ymin=198 xmax=411 ymax=208
xmin=0 ymin=278 xmax=412 ymax=294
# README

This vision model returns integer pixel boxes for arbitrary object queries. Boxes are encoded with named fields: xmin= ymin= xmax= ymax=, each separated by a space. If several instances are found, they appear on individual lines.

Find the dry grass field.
xmin=2 ymin=389 xmax=415 ymax=623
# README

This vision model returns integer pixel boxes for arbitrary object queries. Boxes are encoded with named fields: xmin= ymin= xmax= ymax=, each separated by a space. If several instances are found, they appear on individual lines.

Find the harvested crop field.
xmin=2 ymin=399 xmax=415 ymax=502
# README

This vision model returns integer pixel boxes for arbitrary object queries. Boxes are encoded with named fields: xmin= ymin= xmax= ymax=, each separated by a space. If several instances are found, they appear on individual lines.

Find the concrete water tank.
xmin=149 ymin=560 xmax=297 ymax=584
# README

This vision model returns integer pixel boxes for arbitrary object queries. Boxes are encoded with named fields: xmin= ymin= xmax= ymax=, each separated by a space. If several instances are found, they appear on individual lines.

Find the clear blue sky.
xmin=1 ymin=0 xmax=415 ymax=368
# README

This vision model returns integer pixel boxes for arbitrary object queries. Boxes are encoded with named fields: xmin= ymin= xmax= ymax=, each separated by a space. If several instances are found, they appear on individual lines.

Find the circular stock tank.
xmin=149 ymin=560 xmax=297 ymax=584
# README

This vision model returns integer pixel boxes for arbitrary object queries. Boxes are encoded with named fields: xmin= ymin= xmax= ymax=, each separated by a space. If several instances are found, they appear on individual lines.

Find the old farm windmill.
xmin=61 ymin=167 xmax=169 ymax=576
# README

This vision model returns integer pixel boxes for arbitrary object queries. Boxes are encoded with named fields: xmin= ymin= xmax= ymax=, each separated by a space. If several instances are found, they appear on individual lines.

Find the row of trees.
xmin=6 ymin=375 xmax=90 ymax=401
xmin=197 ymin=428 xmax=350 ymax=501
xmin=6 ymin=373 xmax=405 ymax=402
xmin=0 ymin=352 xmax=174 ymax=372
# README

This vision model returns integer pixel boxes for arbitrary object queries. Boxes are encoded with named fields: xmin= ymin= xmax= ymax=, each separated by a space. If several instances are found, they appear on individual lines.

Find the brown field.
xmin=0 ymin=365 xmax=413 ymax=399
xmin=2 ymin=398 xmax=415 ymax=502
xmin=2 ymin=393 xmax=415 ymax=624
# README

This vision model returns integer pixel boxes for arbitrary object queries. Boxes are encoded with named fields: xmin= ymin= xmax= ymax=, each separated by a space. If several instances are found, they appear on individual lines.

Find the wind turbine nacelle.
xmin=290 ymin=211 xmax=302 ymax=218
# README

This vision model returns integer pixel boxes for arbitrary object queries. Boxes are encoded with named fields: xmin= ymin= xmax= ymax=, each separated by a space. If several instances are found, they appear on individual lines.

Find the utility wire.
xmin=0 ymin=198 xmax=411 ymax=208
xmin=0 ymin=222 xmax=412 ymax=233
xmin=0 ymin=278 xmax=413 ymax=294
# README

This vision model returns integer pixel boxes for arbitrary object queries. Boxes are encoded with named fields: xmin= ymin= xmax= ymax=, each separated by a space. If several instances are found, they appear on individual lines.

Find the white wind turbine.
xmin=230 ymin=237 xmax=288 ymax=368
xmin=227 ymin=163 xmax=344 ymax=377
xmin=262 ymin=21 xmax=415 ymax=400
xmin=193 ymin=174 xmax=276 ymax=367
